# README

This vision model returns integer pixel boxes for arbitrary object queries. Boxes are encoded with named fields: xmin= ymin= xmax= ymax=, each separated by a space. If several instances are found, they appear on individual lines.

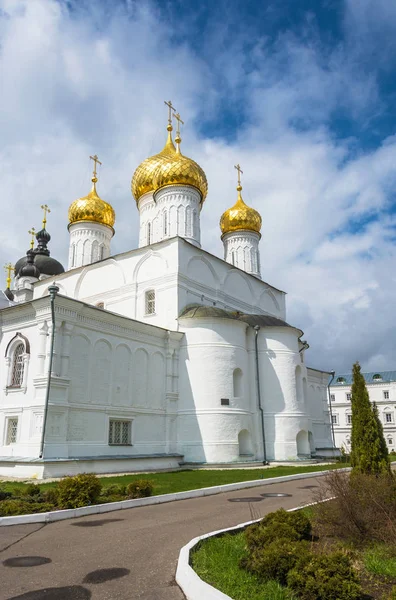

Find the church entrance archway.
xmin=296 ymin=430 xmax=310 ymax=457
xmin=238 ymin=429 xmax=253 ymax=456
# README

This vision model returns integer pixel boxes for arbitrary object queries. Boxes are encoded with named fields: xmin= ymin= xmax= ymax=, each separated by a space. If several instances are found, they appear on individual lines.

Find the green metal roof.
xmin=332 ymin=371 xmax=396 ymax=386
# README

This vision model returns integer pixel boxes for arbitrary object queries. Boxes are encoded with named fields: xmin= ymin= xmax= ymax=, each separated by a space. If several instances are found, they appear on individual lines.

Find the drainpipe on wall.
xmin=254 ymin=325 xmax=268 ymax=465
xmin=39 ymin=283 xmax=59 ymax=459
xmin=327 ymin=370 xmax=336 ymax=451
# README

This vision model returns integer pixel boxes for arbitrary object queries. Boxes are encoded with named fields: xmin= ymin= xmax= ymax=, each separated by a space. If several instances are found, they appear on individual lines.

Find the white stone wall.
xmin=68 ymin=221 xmax=113 ymax=269
xmin=330 ymin=380 xmax=396 ymax=452
xmin=138 ymin=186 xmax=202 ymax=248
xmin=222 ymin=230 xmax=261 ymax=279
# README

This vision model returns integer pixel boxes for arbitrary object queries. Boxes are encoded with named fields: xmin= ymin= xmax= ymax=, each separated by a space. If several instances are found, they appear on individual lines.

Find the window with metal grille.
xmin=346 ymin=393 xmax=351 ymax=401
xmin=108 ymin=420 xmax=131 ymax=445
xmin=6 ymin=418 xmax=18 ymax=445
xmin=11 ymin=343 xmax=25 ymax=387
xmin=145 ymin=290 xmax=155 ymax=315
xmin=388 ymin=438 xmax=393 ymax=446
xmin=347 ymin=414 xmax=352 ymax=425
xmin=385 ymin=413 xmax=393 ymax=423
xmin=384 ymin=390 xmax=390 ymax=399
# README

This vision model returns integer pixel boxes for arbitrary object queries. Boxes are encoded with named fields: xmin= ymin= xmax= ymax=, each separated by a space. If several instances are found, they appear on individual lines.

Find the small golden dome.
xmin=68 ymin=177 xmax=115 ymax=229
xmin=220 ymin=185 xmax=262 ymax=235
xmin=131 ymin=128 xmax=176 ymax=203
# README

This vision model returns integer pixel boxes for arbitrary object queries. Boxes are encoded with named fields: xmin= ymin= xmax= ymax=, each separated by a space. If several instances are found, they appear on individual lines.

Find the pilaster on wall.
xmin=68 ymin=222 xmax=113 ymax=269
xmin=222 ymin=230 xmax=261 ymax=278
xmin=138 ymin=185 xmax=202 ymax=248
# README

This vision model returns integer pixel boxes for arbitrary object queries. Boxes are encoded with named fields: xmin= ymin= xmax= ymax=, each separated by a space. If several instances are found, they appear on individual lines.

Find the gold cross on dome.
xmin=174 ymin=112 xmax=184 ymax=138
xmin=40 ymin=204 xmax=51 ymax=229
xmin=164 ymin=100 xmax=176 ymax=126
xmin=90 ymin=154 xmax=102 ymax=179
xmin=28 ymin=227 xmax=36 ymax=249
xmin=4 ymin=263 xmax=13 ymax=289
xmin=234 ymin=164 xmax=243 ymax=187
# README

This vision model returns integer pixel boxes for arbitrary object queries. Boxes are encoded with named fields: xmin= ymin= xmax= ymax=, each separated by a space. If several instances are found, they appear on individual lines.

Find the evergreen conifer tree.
xmin=350 ymin=362 xmax=390 ymax=475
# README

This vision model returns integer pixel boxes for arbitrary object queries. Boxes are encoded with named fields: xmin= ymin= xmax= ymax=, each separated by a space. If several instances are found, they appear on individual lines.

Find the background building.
xmin=329 ymin=371 xmax=396 ymax=452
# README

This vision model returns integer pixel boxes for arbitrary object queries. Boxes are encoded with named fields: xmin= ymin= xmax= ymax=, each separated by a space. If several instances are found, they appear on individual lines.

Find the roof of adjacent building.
xmin=331 ymin=371 xmax=396 ymax=386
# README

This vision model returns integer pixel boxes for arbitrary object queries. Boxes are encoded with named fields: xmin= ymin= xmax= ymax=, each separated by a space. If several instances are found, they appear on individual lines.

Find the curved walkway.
xmin=0 ymin=477 xmax=324 ymax=600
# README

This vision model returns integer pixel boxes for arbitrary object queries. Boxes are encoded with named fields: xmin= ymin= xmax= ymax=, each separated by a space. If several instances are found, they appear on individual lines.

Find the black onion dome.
xmin=20 ymin=249 xmax=40 ymax=279
xmin=4 ymin=288 xmax=14 ymax=301
xmin=15 ymin=227 xmax=65 ymax=277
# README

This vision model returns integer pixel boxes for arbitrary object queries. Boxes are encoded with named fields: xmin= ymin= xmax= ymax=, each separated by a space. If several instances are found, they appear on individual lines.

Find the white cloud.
xmin=1 ymin=0 xmax=396 ymax=373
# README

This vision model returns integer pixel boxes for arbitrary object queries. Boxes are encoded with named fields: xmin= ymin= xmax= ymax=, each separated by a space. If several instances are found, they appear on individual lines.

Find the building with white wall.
xmin=0 ymin=107 xmax=333 ymax=478
xmin=329 ymin=371 xmax=396 ymax=452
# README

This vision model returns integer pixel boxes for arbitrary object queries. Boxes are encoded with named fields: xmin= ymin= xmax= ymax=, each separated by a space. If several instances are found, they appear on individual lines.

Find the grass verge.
xmin=1 ymin=463 xmax=346 ymax=496
xmin=363 ymin=545 xmax=396 ymax=578
xmin=191 ymin=531 xmax=295 ymax=600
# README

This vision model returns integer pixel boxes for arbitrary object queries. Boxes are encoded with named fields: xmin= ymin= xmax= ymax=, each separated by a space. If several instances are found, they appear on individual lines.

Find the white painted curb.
xmin=0 ymin=467 xmax=350 ymax=526
xmin=176 ymin=498 xmax=336 ymax=600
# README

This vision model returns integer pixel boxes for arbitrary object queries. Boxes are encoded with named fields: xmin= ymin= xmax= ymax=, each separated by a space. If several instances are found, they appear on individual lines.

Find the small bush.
xmin=57 ymin=474 xmax=102 ymax=509
xmin=0 ymin=487 xmax=12 ymax=501
xmin=24 ymin=484 xmax=41 ymax=497
xmin=287 ymin=551 xmax=362 ymax=600
xmin=126 ymin=479 xmax=153 ymax=499
xmin=241 ymin=539 xmax=311 ymax=585
xmin=245 ymin=521 xmax=300 ymax=553
xmin=260 ymin=508 xmax=312 ymax=539
xmin=314 ymin=470 xmax=396 ymax=544
xmin=42 ymin=488 xmax=59 ymax=506
xmin=102 ymin=484 xmax=126 ymax=497
xmin=0 ymin=500 xmax=55 ymax=516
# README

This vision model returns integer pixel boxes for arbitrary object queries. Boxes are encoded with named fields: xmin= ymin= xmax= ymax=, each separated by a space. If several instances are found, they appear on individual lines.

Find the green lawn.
xmin=1 ymin=463 xmax=346 ymax=496
xmin=191 ymin=530 xmax=295 ymax=600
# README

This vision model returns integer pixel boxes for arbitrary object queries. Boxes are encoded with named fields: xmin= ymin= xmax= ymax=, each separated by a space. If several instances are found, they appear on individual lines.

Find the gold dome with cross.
xmin=131 ymin=102 xmax=208 ymax=203
xmin=220 ymin=165 xmax=262 ymax=235
xmin=68 ymin=155 xmax=115 ymax=229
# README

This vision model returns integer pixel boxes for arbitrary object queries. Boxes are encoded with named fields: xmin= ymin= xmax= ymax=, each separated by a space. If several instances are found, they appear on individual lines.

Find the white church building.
xmin=0 ymin=107 xmax=333 ymax=478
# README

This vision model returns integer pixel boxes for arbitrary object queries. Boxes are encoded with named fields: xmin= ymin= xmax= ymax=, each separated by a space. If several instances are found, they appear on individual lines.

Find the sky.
xmin=1 ymin=0 xmax=396 ymax=373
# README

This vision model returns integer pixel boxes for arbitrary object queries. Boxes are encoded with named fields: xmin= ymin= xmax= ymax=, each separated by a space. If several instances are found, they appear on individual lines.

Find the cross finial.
xmin=89 ymin=154 xmax=102 ymax=181
xmin=234 ymin=164 xmax=243 ymax=189
xmin=174 ymin=113 xmax=184 ymax=139
xmin=4 ymin=263 xmax=13 ymax=289
xmin=40 ymin=204 xmax=51 ymax=229
xmin=164 ymin=100 xmax=176 ymax=130
xmin=28 ymin=227 xmax=36 ymax=249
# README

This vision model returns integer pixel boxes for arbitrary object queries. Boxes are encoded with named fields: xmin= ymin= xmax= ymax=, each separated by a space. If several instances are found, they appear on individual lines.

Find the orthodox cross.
xmin=28 ymin=227 xmax=36 ymax=249
xmin=40 ymin=204 xmax=51 ymax=229
xmin=234 ymin=164 xmax=243 ymax=187
xmin=174 ymin=112 xmax=184 ymax=139
xmin=164 ymin=100 xmax=176 ymax=127
xmin=4 ymin=263 xmax=13 ymax=289
xmin=89 ymin=154 xmax=102 ymax=179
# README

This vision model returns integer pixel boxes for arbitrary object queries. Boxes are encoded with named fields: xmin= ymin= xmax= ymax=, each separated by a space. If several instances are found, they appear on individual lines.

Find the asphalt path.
xmin=0 ymin=476 xmax=324 ymax=600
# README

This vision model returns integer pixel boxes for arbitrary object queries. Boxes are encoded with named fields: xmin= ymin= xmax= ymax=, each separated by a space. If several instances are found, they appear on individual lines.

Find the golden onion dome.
xmin=68 ymin=176 xmax=115 ymax=229
xmin=152 ymin=134 xmax=208 ymax=201
xmin=220 ymin=184 xmax=262 ymax=235
xmin=131 ymin=126 xmax=176 ymax=203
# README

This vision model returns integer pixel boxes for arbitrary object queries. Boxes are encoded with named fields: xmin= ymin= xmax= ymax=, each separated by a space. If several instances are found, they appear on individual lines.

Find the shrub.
xmin=42 ymin=488 xmax=59 ymax=506
xmin=314 ymin=470 xmax=396 ymax=544
xmin=0 ymin=487 xmax=12 ymax=501
xmin=24 ymin=483 xmax=41 ymax=497
xmin=245 ymin=521 xmax=300 ymax=553
xmin=126 ymin=479 xmax=153 ymax=498
xmin=57 ymin=474 xmax=102 ymax=509
xmin=241 ymin=538 xmax=311 ymax=585
xmin=102 ymin=484 xmax=126 ymax=497
xmin=287 ymin=551 xmax=362 ymax=600
xmin=260 ymin=508 xmax=312 ymax=540
xmin=0 ymin=500 xmax=55 ymax=516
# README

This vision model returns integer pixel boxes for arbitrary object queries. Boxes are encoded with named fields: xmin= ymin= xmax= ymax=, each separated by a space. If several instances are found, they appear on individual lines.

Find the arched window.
xmin=71 ymin=243 xmax=76 ymax=267
xmin=11 ymin=343 xmax=25 ymax=387
xmin=233 ymin=368 xmax=243 ymax=397
xmin=99 ymin=244 xmax=104 ymax=261
xmin=5 ymin=332 xmax=31 ymax=394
